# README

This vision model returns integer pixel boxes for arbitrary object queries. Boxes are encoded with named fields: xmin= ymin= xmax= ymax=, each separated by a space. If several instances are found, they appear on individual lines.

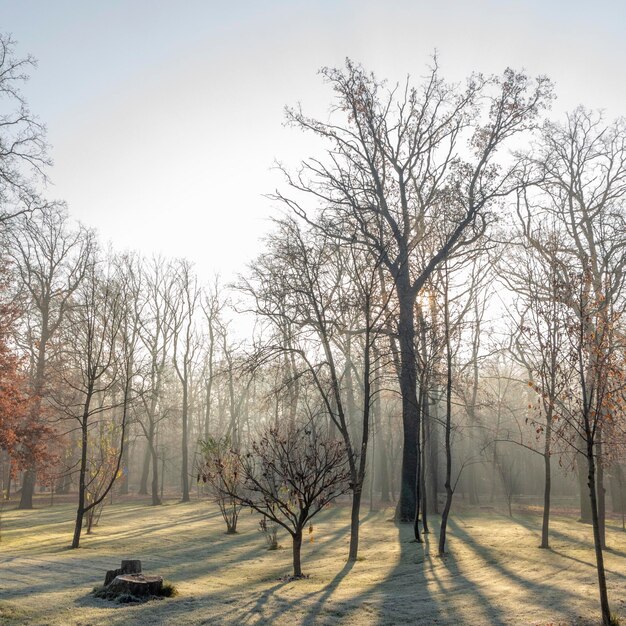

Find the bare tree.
xmin=198 ymin=435 xmax=243 ymax=534
xmin=136 ymin=257 xmax=176 ymax=505
xmin=7 ymin=205 xmax=93 ymax=508
xmin=200 ymin=277 xmax=224 ymax=442
xmin=274 ymin=59 xmax=552 ymax=523
xmin=518 ymin=108 xmax=626 ymax=626
xmin=220 ymin=420 xmax=350 ymax=578
xmin=242 ymin=216 xmax=388 ymax=560
xmin=170 ymin=260 xmax=200 ymax=502
xmin=0 ymin=34 xmax=50 ymax=224
xmin=56 ymin=256 xmax=130 ymax=549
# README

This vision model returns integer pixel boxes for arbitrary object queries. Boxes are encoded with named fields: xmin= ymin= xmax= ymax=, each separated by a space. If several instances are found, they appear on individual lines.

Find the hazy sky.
xmin=2 ymin=0 xmax=625 ymax=281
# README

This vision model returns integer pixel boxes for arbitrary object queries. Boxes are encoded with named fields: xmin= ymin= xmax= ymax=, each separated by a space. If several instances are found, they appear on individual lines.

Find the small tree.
xmin=198 ymin=436 xmax=243 ymax=534
xmin=222 ymin=422 xmax=350 ymax=577
xmin=84 ymin=422 xmax=123 ymax=534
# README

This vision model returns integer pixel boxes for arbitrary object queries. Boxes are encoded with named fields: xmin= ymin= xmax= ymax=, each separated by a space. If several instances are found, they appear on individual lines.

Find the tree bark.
xmin=119 ymin=430 xmax=130 ymax=495
xmin=587 ymin=440 xmax=611 ymax=626
xmin=397 ymin=287 xmax=419 ymax=523
xmin=348 ymin=486 xmax=362 ymax=561
xmin=181 ymin=384 xmax=190 ymax=502
xmin=578 ymin=451 xmax=592 ymax=523
xmin=71 ymin=392 xmax=91 ymax=549
xmin=540 ymin=449 xmax=551 ymax=549
xmin=292 ymin=530 xmax=303 ymax=577
xmin=18 ymin=469 xmax=35 ymax=509
xmin=151 ymin=443 xmax=161 ymax=506
xmin=439 ymin=275 xmax=454 ymax=556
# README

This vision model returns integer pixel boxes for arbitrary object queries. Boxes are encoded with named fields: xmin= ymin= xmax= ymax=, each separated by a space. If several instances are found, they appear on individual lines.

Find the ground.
xmin=1 ymin=497 xmax=625 ymax=625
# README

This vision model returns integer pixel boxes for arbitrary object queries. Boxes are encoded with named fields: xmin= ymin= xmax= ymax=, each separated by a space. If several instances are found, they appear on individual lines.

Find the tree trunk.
xmin=438 ymin=278 xmax=454 ymax=557
xmin=19 ymin=325 xmax=48 ymax=510
xmin=587 ymin=442 xmax=611 ymax=626
xmin=151 ymin=444 xmax=161 ymax=506
xmin=119 ymin=430 xmax=130 ymax=495
xmin=397 ymin=287 xmax=419 ymax=522
xmin=609 ymin=464 xmax=626 ymax=513
xmin=420 ymin=388 xmax=429 ymax=534
xmin=181 ymin=384 xmax=190 ymax=502
xmin=439 ymin=419 xmax=453 ymax=556
xmin=71 ymin=398 xmax=91 ymax=549
xmin=428 ymin=396 xmax=439 ymax=515
xmin=578 ymin=451 xmax=592 ymax=523
xmin=466 ymin=461 xmax=479 ymax=505
xmin=292 ymin=530 xmax=303 ymax=577
xmin=379 ymin=438 xmax=390 ymax=503
xmin=597 ymin=434 xmax=606 ymax=549
xmin=18 ymin=468 xmax=35 ymax=509
xmin=139 ymin=443 xmax=150 ymax=495
xmin=540 ymin=451 xmax=551 ymax=549
xmin=348 ymin=486 xmax=362 ymax=561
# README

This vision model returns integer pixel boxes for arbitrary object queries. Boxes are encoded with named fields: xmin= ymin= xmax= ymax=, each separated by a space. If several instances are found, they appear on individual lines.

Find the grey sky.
xmin=2 ymin=0 xmax=625 ymax=280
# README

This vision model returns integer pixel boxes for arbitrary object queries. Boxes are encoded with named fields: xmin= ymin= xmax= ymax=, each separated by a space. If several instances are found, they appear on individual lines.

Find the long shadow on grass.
xmin=275 ymin=516 xmax=508 ymax=626
xmin=510 ymin=511 xmax=626 ymax=562
xmin=447 ymin=517 xmax=584 ymax=617
xmin=67 ymin=507 xmax=355 ymax=623
xmin=372 ymin=519 xmax=508 ymax=625
xmin=299 ymin=512 xmax=592 ymax=626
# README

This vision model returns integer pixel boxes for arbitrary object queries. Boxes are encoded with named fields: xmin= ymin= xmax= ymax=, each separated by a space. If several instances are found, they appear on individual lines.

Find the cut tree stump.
xmin=107 ymin=574 xmax=163 ymax=598
xmin=96 ymin=559 xmax=170 ymax=602
xmin=104 ymin=559 xmax=142 ymax=586
xmin=121 ymin=559 xmax=142 ymax=574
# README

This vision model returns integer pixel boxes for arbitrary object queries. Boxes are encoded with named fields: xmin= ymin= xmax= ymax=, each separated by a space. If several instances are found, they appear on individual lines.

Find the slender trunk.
xmin=466 ymin=303 xmax=480 ymax=507
xmin=413 ymin=429 xmax=422 ymax=543
xmin=439 ymin=405 xmax=454 ymax=558
xmin=151 ymin=443 xmax=161 ymax=506
xmin=204 ymin=326 xmax=215 ymax=441
xmin=578 ymin=450 xmax=592 ymax=523
xmin=374 ymin=353 xmax=390 ymax=502
xmin=369 ymin=442 xmax=375 ymax=512
xmin=379 ymin=437 xmax=390 ymax=502
xmin=292 ymin=529 xmax=303 ymax=577
xmin=348 ymin=487 xmax=362 ymax=561
xmin=439 ymin=272 xmax=454 ymax=556
xmin=119 ymin=428 xmax=130 ymax=495
xmin=540 ymin=451 xmax=551 ymax=549
xmin=420 ymin=387 xmax=429 ymax=534
xmin=615 ymin=465 xmax=626 ymax=530
xmin=19 ymin=323 xmax=48 ymax=510
xmin=597 ymin=433 xmax=606 ymax=549
xmin=587 ymin=440 xmax=611 ymax=626
xmin=4 ymin=454 xmax=12 ymax=499
xmin=348 ymin=311 xmax=372 ymax=560
xmin=466 ymin=461 xmax=479 ymax=506
xmin=181 ymin=383 xmax=190 ymax=502
xmin=139 ymin=444 xmax=150 ymax=494
xmin=428 ymin=397 xmax=439 ymax=514
xmin=71 ymin=392 xmax=92 ymax=549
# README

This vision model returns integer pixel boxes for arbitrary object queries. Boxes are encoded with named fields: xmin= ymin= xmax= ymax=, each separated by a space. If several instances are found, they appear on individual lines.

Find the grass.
xmin=1 ymin=495 xmax=625 ymax=625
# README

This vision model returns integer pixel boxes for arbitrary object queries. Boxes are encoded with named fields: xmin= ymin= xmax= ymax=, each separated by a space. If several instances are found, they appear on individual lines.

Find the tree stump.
xmin=107 ymin=574 xmax=163 ymax=598
xmin=104 ymin=559 xmax=142 ymax=586
xmin=121 ymin=559 xmax=142 ymax=574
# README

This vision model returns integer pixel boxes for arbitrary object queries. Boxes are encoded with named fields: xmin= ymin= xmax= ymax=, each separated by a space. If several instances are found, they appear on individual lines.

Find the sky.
xmin=2 ymin=0 xmax=626 ymax=283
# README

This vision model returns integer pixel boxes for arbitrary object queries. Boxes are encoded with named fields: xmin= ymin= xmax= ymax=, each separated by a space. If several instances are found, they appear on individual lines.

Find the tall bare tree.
xmin=170 ymin=259 xmax=200 ymax=503
xmin=274 ymin=59 xmax=552 ymax=522
xmin=8 ymin=205 xmax=93 ymax=508
xmin=0 ymin=34 xmax=50 ymax=224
